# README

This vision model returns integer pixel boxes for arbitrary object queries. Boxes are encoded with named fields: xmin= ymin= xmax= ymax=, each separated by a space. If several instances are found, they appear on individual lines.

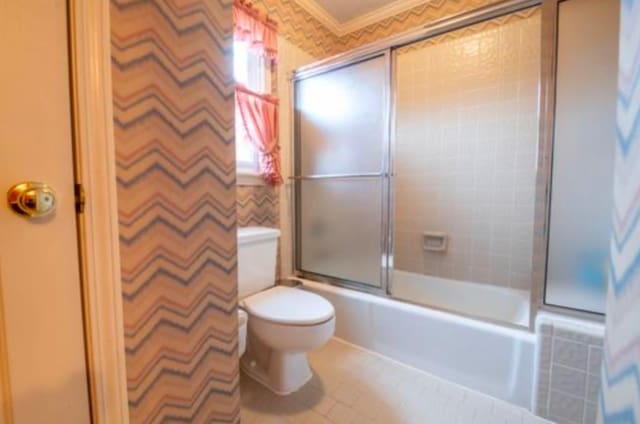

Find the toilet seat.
xmin=241 ymin=286 xmax=334 ymax=326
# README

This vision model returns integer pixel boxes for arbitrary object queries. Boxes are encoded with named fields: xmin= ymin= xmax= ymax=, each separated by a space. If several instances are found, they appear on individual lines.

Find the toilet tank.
xmin=237 ymin=227 xmax=281 ymax=299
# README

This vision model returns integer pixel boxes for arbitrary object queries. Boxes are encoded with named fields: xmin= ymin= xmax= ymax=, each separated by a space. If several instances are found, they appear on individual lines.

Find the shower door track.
xmin=289 ymin=173 xmax=388 ymax=180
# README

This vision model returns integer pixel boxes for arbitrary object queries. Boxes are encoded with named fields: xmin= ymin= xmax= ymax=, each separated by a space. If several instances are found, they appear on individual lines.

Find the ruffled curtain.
xmin=233 ymin=0 xmax=282 ymax=185
xmin=233 ymin=0 xmax=277 ymax=62
xmin=236 ymin=85 xmax=283 ymax=185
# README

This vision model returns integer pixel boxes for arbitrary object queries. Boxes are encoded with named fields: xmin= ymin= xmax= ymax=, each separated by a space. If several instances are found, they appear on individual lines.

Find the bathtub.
xmin=392 ymin=270 xmax=530 ymax=326
xmin=300 ymin=279 xmax=536 ymax=409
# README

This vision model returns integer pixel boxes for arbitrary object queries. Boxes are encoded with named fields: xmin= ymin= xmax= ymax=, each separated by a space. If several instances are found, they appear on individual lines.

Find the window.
xmin=234 ymin=41 xmax=268 ymax=174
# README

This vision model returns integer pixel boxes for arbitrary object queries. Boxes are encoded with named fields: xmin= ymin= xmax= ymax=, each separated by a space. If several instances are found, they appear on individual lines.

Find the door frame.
xmin=68 ymin=1 xmax=129 ymax=422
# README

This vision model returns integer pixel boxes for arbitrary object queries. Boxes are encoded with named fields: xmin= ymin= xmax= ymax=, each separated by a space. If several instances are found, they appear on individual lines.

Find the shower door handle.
xmin=289 ymin=172 xmax=388 ymax=180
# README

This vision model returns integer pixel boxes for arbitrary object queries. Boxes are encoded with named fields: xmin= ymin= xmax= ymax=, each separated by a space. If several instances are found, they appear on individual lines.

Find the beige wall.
xmin=393 ymin=10 xmax=541 ymax=290
xmin=278 ymin=36 xmax=315 ymax=277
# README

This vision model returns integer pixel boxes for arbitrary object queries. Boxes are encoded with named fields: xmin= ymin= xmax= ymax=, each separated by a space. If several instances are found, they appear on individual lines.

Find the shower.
xmin=290 ymin=0 xmax=617 ymax=328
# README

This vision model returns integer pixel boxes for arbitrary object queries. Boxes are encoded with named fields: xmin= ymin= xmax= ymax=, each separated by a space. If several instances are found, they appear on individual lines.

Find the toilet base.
xmin=241 ymin=345 xmax=313 ymax=395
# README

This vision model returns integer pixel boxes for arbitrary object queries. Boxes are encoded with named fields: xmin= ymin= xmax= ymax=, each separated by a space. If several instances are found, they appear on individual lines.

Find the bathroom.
xmin=0 ymin=0 xmax=638 ymax=423
xmin=234 ymin=0 xmax=622 ymax=422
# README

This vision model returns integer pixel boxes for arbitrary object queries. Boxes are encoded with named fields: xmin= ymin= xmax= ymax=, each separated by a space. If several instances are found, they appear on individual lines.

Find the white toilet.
xmin=237 ymin=227 xmax=335 ymax=395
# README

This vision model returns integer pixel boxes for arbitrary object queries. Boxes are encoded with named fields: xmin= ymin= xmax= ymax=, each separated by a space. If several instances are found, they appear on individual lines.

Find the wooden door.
xmin=0 ymin=0 xmax=92 ymax=422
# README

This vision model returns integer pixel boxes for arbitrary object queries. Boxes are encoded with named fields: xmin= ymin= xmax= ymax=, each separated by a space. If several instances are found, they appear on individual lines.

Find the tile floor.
xmin=240 ymin=338 xmax=553 ymax=424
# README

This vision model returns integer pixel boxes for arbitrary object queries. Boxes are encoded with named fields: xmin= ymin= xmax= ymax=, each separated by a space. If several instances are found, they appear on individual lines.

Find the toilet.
xmin=237 ymin=226 xmax=335 ymax=395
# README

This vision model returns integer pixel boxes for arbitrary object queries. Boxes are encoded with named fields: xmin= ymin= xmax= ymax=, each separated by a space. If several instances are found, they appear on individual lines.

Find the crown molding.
xmin=294 ymin=0 xmax=430 ymax=36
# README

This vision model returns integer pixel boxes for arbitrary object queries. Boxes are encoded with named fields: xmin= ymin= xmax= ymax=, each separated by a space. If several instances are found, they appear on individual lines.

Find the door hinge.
xmin=74 ymin=183 xmax=86 ymax=214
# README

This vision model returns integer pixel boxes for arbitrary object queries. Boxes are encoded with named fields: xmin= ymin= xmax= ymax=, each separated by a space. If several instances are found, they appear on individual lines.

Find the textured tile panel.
xmin=536 ymin=321 xmax=603 ymax=424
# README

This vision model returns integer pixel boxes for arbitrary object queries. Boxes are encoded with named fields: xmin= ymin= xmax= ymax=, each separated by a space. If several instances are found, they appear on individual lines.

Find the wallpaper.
xmin=335 ymin=0 xmax=501 ymax=53
xmin=237 ymin=185 xmax=279 ymax=227
xmin=599 ymin=0 xmax=640 ymax=422
xmin=110 ymin=0 xmax=239 ymax=422
xmin=251 ymin=0 xmax=504 ymax=58
xmin=251 ymin=0 xmax=339 ymax=58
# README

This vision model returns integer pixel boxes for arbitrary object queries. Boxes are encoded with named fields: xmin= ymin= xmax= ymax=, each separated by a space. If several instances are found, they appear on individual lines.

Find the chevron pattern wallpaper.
xmin=335 ymin=0 xmax=499 ymax=53
xmin=395 ymin=6 xmax=540 ymax=56
xmin=599 ymin=1 xmax=640 ymax=423
xmin=111 ymin=0 xmax=239 ymax=422
xmin=251 ymin=0 xmax=339 ymax=58
xmin=237 ymin=186 xmax=279 ymax=227
xmin=251 ymin=0 xmax=503 ymax=58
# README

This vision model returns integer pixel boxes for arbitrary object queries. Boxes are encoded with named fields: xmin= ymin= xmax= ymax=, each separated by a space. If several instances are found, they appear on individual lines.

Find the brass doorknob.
xmin=7 ymin=182 xmax=57 ymax=218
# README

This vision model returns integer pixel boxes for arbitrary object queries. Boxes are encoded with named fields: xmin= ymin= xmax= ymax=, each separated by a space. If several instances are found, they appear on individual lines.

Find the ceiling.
xmin=297 ymin=0 xmax=426 ymax=34
xmin=312 ymin=0 xmax=399 ymax=23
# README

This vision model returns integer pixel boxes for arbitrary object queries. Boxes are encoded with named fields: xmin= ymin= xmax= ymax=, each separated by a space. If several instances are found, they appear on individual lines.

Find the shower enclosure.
xmin=294 ymin=54 xmax=391 ymax=290
xmin=291 ymin=0 xmax=618 ymax=328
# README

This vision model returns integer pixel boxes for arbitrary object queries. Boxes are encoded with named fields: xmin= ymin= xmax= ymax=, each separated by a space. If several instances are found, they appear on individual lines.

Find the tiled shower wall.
xmin=111 ymin=0 xmax=238 ymax=422
xmin=535 ymin=317 xmax=604 ymax=424
xmin=394 ymin=10 xmax=540 ymax=290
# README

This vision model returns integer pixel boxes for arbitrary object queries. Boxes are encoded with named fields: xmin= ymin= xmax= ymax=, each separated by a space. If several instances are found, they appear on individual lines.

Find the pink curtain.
xmin=236 ymin=85 xmax=283 ymax=185
xmin=233 ymin=0 xmax=277 ymax=62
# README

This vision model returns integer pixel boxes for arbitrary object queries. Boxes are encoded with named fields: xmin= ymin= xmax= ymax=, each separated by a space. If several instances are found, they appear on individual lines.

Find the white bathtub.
xmin=392 ymin=270 xmax=530 ymax=326
xmin=301 ymin=279 xmax=536 ymax=409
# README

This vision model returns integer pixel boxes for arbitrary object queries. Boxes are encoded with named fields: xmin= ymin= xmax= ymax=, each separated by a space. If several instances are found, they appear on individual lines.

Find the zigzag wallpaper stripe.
xmin=236 ymin=186 xmax=279 ymax=228
xmin=251 ymin=0 xmax=339 ymax=58
xmin=599 ymin=1 xmax=640 ymax=423
xmin=110 ymin=0 xmax=239 ymax=422
xmin=394 ymin=6 xmax=540 ymax=55
xmin=334 ymin=0 xmax=499 ymax=53
xmin=250 ymin=0 xmax=505 ymax=59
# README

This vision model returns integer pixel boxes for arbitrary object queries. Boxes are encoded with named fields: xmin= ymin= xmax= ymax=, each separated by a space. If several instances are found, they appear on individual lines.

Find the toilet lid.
xmin=241 ymin=286 xmax=335 ymax=325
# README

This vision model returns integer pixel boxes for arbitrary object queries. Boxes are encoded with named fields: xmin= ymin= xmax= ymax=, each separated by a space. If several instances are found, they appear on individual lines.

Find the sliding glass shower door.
xmin=294 ymin=54 xmax=390 ymax=289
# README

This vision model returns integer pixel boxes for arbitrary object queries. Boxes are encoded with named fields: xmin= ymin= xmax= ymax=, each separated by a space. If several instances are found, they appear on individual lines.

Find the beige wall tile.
xmin=393 ymin=10 xmax=540 ymax=290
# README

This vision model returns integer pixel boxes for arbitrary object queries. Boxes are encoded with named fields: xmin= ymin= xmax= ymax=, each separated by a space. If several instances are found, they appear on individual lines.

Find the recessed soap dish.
xmin=423 ymin=231 xmax=447 ymax=252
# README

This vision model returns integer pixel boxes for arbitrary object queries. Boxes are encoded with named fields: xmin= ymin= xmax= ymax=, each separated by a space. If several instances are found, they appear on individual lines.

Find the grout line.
xmin=552 ymin=335 xmax=598 ymax=349
xmin=545 ymin=326 xmax=555 ymax=415
xmin=552 ymin=362 xmax=589 ymax=375
xmin=548 ymin=387 xmax=588 ymax=402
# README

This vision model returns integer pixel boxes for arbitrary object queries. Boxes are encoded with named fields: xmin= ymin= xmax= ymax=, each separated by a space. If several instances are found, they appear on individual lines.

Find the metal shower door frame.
xmin=290 ymin=50 xmax=394 ymax=296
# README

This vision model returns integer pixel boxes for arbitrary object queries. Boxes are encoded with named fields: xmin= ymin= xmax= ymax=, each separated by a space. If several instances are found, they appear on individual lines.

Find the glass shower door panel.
xmin=295 ymin=54 xmax=388 ymax=288
xmin=545 ymin=0 xmax=618 ymax=314
xmin=299 ymin=178 xmax=384 ymax=287
xmin=296 ymin=55 xmax=387 ymax=176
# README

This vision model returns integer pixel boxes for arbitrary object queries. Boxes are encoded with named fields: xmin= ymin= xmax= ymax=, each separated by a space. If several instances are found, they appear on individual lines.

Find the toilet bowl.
xmin=240 ymin=286 xmax=335 ymax=395
xmin=238 ymin=309 xmax=248 ymax=357
xmin=237 ymin=227 xmax=335 ymax=395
